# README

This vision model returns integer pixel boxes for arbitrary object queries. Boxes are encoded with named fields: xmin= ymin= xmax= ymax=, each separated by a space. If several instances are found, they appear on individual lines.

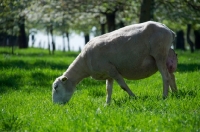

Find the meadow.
xmin=0 ymin=47 xmax=200 ymax=132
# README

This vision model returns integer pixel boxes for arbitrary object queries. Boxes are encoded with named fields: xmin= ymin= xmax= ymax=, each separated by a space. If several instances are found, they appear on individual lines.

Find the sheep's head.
xmin=52 ymin=76 xmax=75 ymax=104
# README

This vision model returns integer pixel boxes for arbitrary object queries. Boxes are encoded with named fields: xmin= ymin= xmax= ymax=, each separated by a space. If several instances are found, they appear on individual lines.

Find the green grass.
xmin=0 ymin=47 xmax=200 ymax=131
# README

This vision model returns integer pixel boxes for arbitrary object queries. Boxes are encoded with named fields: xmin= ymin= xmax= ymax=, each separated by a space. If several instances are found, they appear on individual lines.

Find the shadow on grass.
xmin=171 ymin=89 xmax=198 ymax=99
xmin=0 ymin=60 xmax=63 ymax=94
xmin=0 ymin=60 xmax=69 ymax=70
xmin=0 ymin=50 xmax=79 ymax=94
xmin=0 ymin=75 xmax=22 ymax=94
xmin=0 ymin=50 xmax=79 ymax=58
xmin=112 ymin=89 xmax=198 ymax=107
xmin=31 ymin=72 xmax=52 ymax=86
xmin=0 ymin=72 xmax=54 ymax=94
xmin=177 ymin=63 xmax=200 ymax=72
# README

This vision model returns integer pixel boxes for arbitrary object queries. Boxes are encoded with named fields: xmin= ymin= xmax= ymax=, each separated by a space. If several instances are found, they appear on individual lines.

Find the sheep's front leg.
xmin=106 ymin=78 xmax=113 ymax=104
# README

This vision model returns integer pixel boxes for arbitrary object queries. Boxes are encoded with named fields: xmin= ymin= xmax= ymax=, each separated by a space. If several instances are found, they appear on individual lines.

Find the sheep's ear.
xmin=61 ymin=76 xmax=68 ymax=82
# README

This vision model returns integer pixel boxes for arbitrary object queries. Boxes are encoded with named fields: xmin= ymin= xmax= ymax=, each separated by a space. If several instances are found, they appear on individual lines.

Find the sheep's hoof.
xmin=104 ymin=102 xmax=111 ymax=107
xmin=162 ymin=96 xmax=168 ymax=100
xmin=129 ymin=95 xmax=137 ymax=100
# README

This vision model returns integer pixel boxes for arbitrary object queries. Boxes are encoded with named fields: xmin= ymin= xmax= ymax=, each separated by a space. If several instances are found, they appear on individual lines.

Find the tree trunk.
xmin=101 ymin=23 xmax=106 ymax=35
xmin=194 ymin=30 xmax=200 ymax=50
xmin=84 ymin=33 xmax=90 ymax=44
xmin=0 ymin=33 xmax=6 ymax=46
xmin=18 ymin=16 xmax=28 ymax=48
xmin=119 ymin=21 xmax=124 ymax=28
xmin=11 ymin=28 xmax=14 ymax=54
xmin=49 ymin=25 xmax=55 ymax=54
xmin=187 ymin=24 xmax=194 ymax=53
xmin=176 ymin=30 xmax=185 ymax=50
xmin=139 ymin=0 xmax=154 ymax=23
xmin=66 ymin=31 xmax=70 ymax=51
xmin=46 ymin=28 xmax=51 ymax=55
xmin=31 ymin=34 xmax=35 ymax=47
xmin=62 ymin=33 xmax=66 ymax=52
xmin=106 ymin=12 xmax=116 ymax=32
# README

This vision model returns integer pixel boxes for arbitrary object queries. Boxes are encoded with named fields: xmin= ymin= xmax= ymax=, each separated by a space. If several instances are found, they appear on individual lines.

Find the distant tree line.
xmin=0 ymin=0 xmax=200 ymax=54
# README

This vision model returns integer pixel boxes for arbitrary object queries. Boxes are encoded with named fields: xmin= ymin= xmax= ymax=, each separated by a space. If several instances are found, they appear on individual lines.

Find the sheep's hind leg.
xmin=114 ymin=74 xmax=135 ymax=96
xmin=169 ymin=73 xmax=178 ymax=92
xmin=106 ymin=78 xmax=113 ymax=104
xmin=155 ymin=58 xmax=170 ymax=99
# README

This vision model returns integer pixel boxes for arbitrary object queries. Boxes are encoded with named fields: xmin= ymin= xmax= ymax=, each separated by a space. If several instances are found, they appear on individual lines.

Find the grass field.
xmin=0 ymin=47 xmax=200 ymax=132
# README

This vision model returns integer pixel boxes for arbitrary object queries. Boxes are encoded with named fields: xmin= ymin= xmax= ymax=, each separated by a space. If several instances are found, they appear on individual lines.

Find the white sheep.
xmin=52 ymin=21 xmax=178 ymax=104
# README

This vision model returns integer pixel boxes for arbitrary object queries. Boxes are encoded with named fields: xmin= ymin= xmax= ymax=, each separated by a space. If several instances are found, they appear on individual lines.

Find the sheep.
xmin=52 ymin=21 xmax=178 ymax=104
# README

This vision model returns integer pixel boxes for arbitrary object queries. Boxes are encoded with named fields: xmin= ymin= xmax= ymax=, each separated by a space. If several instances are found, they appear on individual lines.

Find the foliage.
xmin=1 ymin=0 xmax=200 ymax=46
xmin=0 ymin=0 xmax=32 ymax=35
xmin=0 ymin=48 xmax=200 ymax=131
xmin=154 ymin=0 xmax=200 ymax=30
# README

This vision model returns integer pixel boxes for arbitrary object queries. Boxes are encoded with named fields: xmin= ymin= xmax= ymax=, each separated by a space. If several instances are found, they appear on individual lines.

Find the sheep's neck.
xmin=63 ymin=55 xmax=89 ymax=84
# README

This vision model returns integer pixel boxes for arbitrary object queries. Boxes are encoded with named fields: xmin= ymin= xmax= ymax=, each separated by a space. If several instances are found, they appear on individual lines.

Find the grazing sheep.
xmin=52 ymin=21 xmax=178 ymax=104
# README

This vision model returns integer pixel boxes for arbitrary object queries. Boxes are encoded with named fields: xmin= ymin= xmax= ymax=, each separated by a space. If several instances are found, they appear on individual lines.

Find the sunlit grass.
xmin=0 ymin=48 xmax=200 ymax=131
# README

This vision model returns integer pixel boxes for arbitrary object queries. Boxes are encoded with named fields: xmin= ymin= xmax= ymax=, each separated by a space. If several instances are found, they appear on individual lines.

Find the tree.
xmin=27 ymin=0 xmax=65 ymax=54
xmin=153 ymin=0 xmax=200 ymax=52
xmin=2 ymin=0 xmax=199 ymax=53
xmin=22 ymin=0 xmax=141 ymax=51
xmin=0 ymin=0 xmax=33 ymax=49
xmin=139 ymin=0 xmax=154 ymax=23
xmin=194 ymin=30 xmax=200 ymax=50
xmin=18 ymin=15 xmax=27 ymax=48
xmin=96 ymin=0 xmax=139 ymax=32
xmin=73 ymin=0 xmax=140 ymax=35
xmin=187 ymin=24 xmax=194 ymax=53
xmin=176 ymin=30 xmax=185 ymax=50
xmin=70 ymin=12 xmax=97 ymax=44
